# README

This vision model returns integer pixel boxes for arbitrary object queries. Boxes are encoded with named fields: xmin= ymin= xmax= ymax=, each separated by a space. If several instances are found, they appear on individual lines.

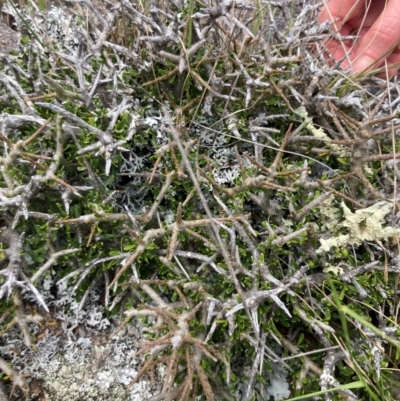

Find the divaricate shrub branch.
xmin=1 ymin=0 xmax=400 ymax=400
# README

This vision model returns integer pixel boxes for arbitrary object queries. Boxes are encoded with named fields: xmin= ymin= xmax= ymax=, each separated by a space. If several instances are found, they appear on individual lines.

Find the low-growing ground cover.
xmin=1 ymin=1 xmax=400 ymax=400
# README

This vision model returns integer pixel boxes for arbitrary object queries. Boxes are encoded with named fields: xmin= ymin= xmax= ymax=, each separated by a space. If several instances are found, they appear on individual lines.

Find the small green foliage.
xmin=0 ymin=0 xmax=400 ymax=400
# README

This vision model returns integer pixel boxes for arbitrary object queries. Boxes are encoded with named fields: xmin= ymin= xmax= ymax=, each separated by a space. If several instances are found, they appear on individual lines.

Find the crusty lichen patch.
xmin=0 ymin=277 xmax=162 ymax=401
xmin=37 ymin=345 xmax=156 ymax=401
xmin=3 ymin=328 xmax=162 ymax=401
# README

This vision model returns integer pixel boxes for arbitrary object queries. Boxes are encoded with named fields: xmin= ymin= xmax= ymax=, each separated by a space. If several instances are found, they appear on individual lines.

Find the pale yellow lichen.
xmin=317 ymin=201 xmax=400 ymax=253
xmin=295 ymin=107 xmax=350 ymax=158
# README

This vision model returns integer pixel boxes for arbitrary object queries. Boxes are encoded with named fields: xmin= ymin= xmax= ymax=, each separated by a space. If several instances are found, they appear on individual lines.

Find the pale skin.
xmin=318 ymin=0 xmax=400 ymax=77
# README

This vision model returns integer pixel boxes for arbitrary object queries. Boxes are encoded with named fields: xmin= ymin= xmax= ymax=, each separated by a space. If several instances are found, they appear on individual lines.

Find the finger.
xmin=318 ymin=0 xmax=367 ymax=31
xmin=344 ymin=0 xmax=386 ymax=30
xmin=375 ymin=51 xmax=400 ymax=78
xmin=321 ymin=37 xmax=353 ymax=70
xmin=352 ymin=0 xmax=400 ymax=73
xmin=318 ymin=0 xmax=367 ymax=68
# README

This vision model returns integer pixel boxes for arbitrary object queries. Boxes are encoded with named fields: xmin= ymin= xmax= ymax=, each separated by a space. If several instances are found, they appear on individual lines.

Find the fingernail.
xmin=352 ymin=56 xmax=376 ymax=73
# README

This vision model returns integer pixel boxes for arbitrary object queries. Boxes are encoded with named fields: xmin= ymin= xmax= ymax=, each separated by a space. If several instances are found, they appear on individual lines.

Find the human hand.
xmin=318 ymin=0 xmax=400 ymax=77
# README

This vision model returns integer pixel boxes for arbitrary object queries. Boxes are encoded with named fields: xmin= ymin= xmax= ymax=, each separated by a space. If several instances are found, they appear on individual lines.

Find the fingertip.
xmin=318 ymin=12 xmax=331 ymax=25
xmin=351 ymin=56 xmax=377 ymax=74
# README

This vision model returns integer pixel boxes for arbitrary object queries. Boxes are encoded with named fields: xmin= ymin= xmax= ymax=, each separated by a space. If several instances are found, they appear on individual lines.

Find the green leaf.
xmin=284 ymin=381 xmax=365 ymax=401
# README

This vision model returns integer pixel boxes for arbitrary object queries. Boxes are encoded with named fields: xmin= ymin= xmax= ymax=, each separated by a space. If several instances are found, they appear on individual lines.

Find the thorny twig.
xmin=1 ymin=0 xmax=400 ymax=400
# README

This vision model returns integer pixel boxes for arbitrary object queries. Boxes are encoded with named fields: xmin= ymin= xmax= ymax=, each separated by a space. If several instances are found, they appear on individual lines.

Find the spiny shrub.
xmin=1 ymin=0 xmax=400 ymax=400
